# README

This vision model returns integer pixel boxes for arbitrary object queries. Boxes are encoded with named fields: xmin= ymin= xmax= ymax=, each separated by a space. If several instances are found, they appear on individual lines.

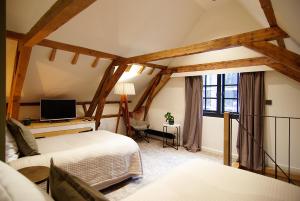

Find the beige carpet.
xmin=102 ymin=139 xmax=222 ymax=201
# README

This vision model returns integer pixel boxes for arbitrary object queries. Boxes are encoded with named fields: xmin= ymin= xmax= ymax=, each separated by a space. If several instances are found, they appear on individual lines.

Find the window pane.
xmin=202 ymin=86 xmax=205 ymax=98
xmin=224 ymin=99 xmax=238 ymax=112
xmin=225 ymin=73 xmax=238 ymax=85
xmin=206 ymin=86 xmax=217 ymax=98
xmin=206 ymin=99 xmax=217 ymax=111
xmin=202 ymin=98 xmax=206 ymax=110
xmin=224 ymin=86 xmax=238 ymax=98
xmin=206 ymin=74 xmax=217 ymax=85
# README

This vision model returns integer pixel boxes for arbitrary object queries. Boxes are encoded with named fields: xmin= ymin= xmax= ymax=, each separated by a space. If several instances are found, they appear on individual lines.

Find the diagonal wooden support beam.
xmin=94 ymin=62 xmax=128 ymax=129
xmin=133 ymin=72 xmax=162 ymax=112
xmin=21 ymin=0 xmax=96 ymax=47
xmin=85 ymin=61 xmax=116 ymax=117
xmin=143 ymin=73 xmax=163 ymax=120
xmin=266 ymin=62 xmax=300 ymax=82
xmin=152 ymin=74 xmax=172 ymax=98
xmin=124 ymin=27 xmax=287 ymax=64
xmin=143 ymin=73 xmax=172 ymax=120
xmin=244 ymin=41 xmax=300 ymax=74
xmin=7 ymin=47 xmax=32 ymax=118
xmin=259 ymin=0 xmax=286 ymax=48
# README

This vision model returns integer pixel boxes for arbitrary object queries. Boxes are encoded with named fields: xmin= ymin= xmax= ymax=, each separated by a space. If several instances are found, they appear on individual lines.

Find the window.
xmin=203 ymin=73 xmax=239 ymax=117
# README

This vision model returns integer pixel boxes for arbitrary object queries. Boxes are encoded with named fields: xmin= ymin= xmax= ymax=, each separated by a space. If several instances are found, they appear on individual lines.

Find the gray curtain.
xmin=183 ymin=76 xmax=203 ymax=152
xmin=237 ymin=72 xmax=264 ymax=170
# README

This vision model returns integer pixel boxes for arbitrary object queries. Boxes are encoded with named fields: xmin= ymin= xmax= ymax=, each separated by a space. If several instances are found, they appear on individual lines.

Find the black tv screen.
xmin=40 ymin=99 xmax=76 ymax=121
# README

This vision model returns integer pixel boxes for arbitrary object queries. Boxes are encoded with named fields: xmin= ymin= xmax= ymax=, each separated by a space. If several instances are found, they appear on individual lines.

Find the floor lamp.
xmin=114 ymin=82 xmax=135 ymax=136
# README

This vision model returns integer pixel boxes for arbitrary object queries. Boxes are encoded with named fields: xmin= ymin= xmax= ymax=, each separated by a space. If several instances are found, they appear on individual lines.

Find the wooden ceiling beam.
xmin=152 ymin=74 xmax=172 ymax=98
xmin=49 ymin=48 xmax=57 ymax=61
xmin=143 ymin=63 xmax=167 ymax=70
xmin=6 ymin=30 xmax=24 ymax=40
xmin=21 ymin=0 xmax=96 ymax=47
xmin=71 ymin=52 xmax=80 ymax=65
xmin=133 ymin=72 xmax=162 ymax=112
xmin=7 ymin=0 xmax=97 ymax=118
xmin=7 ymin=31 xmax=167 ymax=69
xmin=243 ymin=41 xmax=300 ymax=73
xmin=266 ymin=62 xmax=300 ymax=82
xmin=40 ymin=39 xmax=119 ymax=60
xmin=137 ymin=65 xmax=145 ymax=74
xmin=94 ymin=62 xmax=128 ymax=129
xmin=125 ymin=64 xmax=132 ymax=72
xmin=259 ymin=0 xmax=286 ymax=48
xmin=7 ymin=31 xmax=119 ymax=59
xmin=86 ymin=61 xmax=116 ymax=117
xmin=7 ymin=47 xmax=32 ymax=118
xmin=143 ymin=74 xmax=163 ymax=120
xmin=91 ymin=57 xmax=99 ymax=68
xmin=123 ymin=27 xmax=287 ymax=64
xmin=148 ymin=68 xmax=155 ymax=75
xmin=166 ymin=57 xmax=274 ymax=74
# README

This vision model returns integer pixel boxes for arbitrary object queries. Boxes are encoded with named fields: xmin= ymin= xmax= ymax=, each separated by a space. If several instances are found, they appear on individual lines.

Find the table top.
xmin=18 ymin=166 xmax=50 ymax=183
xmin=163 ymin=123 xmax=181 ymax=127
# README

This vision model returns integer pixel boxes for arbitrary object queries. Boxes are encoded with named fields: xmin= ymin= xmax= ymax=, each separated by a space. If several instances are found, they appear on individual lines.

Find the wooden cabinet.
xmin=27 ymin=119 xmax=95 ymax=138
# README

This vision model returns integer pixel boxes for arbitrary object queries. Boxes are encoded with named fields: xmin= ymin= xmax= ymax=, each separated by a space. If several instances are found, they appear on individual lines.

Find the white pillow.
xmin=5 ymin=127 xmax=19 ymax=162
xmin=0 ymin=161 xmax=53 ymax=201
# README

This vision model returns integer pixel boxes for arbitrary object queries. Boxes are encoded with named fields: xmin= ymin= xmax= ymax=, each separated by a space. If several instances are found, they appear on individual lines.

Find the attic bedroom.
xmin=1 ymin=0 xmax=300 ymax=201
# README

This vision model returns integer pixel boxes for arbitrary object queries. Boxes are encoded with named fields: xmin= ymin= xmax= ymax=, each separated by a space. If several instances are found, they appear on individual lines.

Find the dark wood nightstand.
xmin=18 ymin=166 xmax=50 ymax=193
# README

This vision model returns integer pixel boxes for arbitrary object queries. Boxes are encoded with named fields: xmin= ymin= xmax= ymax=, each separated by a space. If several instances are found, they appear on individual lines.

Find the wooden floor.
xmin=232 ymin=162 xmax=300 ymax=186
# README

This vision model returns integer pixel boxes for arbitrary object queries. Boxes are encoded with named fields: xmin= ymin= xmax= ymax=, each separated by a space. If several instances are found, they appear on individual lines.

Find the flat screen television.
xmin=40 ymin=99 xmax=76 ymax=121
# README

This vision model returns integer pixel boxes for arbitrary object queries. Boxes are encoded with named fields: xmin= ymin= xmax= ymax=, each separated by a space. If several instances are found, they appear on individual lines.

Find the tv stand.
xmin=27 ymin=119 xmax=95 ymax=138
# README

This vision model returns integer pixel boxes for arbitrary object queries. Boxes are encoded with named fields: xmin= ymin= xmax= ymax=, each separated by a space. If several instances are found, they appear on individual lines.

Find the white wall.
xmin=147 ymin=71 xmax=300 ymax=171
xmin=264 ymin=71 xmax=300 ymax=171
xmin=147 ymin=77 xmax=238 ymax=156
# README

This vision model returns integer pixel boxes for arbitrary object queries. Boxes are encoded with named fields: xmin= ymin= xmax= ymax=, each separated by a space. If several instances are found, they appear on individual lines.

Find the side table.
xmin=162 ymin=123 xmax=180 ymax=150
xmin=18 ymin=166 xmax=50 ymax=193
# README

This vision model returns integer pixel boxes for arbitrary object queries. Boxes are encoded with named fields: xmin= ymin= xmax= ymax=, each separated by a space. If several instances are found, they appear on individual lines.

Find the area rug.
xmin=102 ymin=139 xmax=222 ymax=201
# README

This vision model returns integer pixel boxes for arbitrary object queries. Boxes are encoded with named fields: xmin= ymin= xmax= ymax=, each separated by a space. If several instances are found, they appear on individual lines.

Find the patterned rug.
xmin=102 ymin=139 xmax=222 ymax=201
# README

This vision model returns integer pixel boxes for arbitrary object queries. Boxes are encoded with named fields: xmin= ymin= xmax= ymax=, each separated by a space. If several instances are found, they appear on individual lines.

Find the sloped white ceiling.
xmin=6 ymin=0 xmax=300 ymax=102
xmin=169 ymin=0 xmax=300 ymax=69
xmin=19 ymin=45 xmax=158 ymax=102
xmin=238 ymin=0 xmax=300 ymax=44
xmin=6 ymin=0 xmax=203 ymax=102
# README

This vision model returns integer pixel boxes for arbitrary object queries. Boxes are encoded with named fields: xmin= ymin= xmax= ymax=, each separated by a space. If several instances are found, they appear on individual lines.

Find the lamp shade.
xmin=114 ymin=82 xmax=135 ymax=95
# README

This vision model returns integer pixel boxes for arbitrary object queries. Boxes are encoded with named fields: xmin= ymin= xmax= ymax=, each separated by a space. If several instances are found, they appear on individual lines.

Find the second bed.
xmin=8 ymin=130 xmax=143 ymax=190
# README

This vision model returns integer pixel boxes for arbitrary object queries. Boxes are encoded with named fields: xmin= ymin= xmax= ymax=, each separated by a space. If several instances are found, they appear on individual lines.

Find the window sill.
xmin=203 ymin=112 xmax=239 ymax=119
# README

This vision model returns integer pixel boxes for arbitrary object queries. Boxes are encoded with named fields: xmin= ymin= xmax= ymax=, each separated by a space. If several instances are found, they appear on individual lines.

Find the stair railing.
xmin=224 ymin=112 xmax=298 ymax=185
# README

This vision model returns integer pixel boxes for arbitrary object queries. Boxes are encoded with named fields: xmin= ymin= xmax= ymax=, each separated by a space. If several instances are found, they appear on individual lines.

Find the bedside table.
xmin=18 ymin=166 xmax=50 ymax=193
xmin=162 ymin=123 xmax=181 ymax=150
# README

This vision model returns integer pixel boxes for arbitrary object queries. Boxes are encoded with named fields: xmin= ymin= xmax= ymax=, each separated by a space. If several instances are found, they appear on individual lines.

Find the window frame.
xmin=203 ymin=73 xmax=239 ymax=118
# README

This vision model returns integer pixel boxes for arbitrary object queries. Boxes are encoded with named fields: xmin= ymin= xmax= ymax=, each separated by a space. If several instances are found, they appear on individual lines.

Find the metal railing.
xmin=225 ymin=113 xmax=299 ymax=184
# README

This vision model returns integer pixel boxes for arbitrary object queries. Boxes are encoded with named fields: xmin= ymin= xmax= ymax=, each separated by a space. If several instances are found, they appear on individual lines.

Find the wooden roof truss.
xmin=6 ymin=0 xmax=300 ymax=130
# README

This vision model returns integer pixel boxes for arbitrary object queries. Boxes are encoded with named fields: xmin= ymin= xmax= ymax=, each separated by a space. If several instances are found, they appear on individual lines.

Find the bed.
xmin=8 ymin=130 xmax=143 ymax=190
xmin=122 ymin=159 xmax=300 ymax=201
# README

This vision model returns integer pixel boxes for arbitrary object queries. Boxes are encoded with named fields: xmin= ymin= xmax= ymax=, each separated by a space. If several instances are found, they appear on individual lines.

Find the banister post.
xmin=224 ymin=112 xmax=230 ymax=166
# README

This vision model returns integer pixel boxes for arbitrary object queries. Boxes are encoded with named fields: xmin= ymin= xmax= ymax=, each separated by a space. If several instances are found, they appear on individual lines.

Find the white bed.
xmin=8 ymin=130 xmax=143 ymax=190
xmin=122 ymin=159 xmax=300 ymax=201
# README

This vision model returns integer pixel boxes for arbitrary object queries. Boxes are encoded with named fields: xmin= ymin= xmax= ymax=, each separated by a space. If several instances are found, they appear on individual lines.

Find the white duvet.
xmin=8 ymin=130 xmax=143 ymax=190
xmin=122 ymin=159 xmax=300 ymax=201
